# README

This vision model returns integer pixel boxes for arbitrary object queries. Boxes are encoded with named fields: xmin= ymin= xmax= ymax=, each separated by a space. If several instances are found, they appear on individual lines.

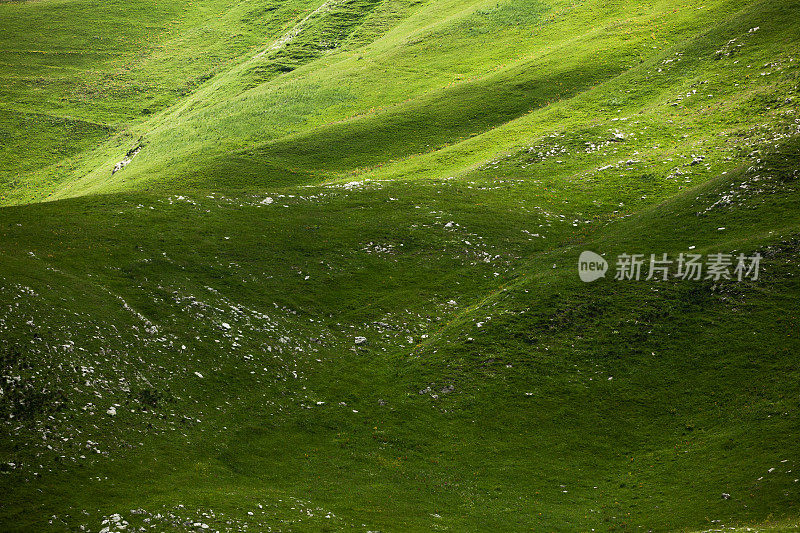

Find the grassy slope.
xmin=0 ymin=0 xmax=799 ymax=530
xmin=0 ymin=0 xmax=326 ymax=200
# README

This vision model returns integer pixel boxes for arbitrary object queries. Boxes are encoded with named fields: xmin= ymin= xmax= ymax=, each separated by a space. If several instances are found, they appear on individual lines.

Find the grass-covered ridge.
xmin=0 ymin=0 xmax=798 ymax=530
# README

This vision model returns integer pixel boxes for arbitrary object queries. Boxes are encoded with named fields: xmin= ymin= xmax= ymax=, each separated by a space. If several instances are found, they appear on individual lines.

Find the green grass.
xmin=0 ymin=0 xmax=798 ymax=530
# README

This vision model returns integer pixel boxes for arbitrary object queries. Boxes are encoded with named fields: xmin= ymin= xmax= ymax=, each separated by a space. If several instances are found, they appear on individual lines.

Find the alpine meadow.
xmin=1 ymin=0 xmax=799 ymax=530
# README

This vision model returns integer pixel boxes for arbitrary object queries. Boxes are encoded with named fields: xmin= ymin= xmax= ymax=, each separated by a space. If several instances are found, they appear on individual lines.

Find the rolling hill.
xmin=1 ymin=0 xmax=799 ymax=530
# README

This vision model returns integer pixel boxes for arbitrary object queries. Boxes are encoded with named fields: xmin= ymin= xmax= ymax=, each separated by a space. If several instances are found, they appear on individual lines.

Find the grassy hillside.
xmin=0 ymin=0 xmax=799 ymax=530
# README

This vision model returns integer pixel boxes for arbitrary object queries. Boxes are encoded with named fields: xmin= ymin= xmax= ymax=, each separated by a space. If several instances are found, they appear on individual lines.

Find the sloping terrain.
xmin=0 ymin=0 xmax=799 ymax=530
